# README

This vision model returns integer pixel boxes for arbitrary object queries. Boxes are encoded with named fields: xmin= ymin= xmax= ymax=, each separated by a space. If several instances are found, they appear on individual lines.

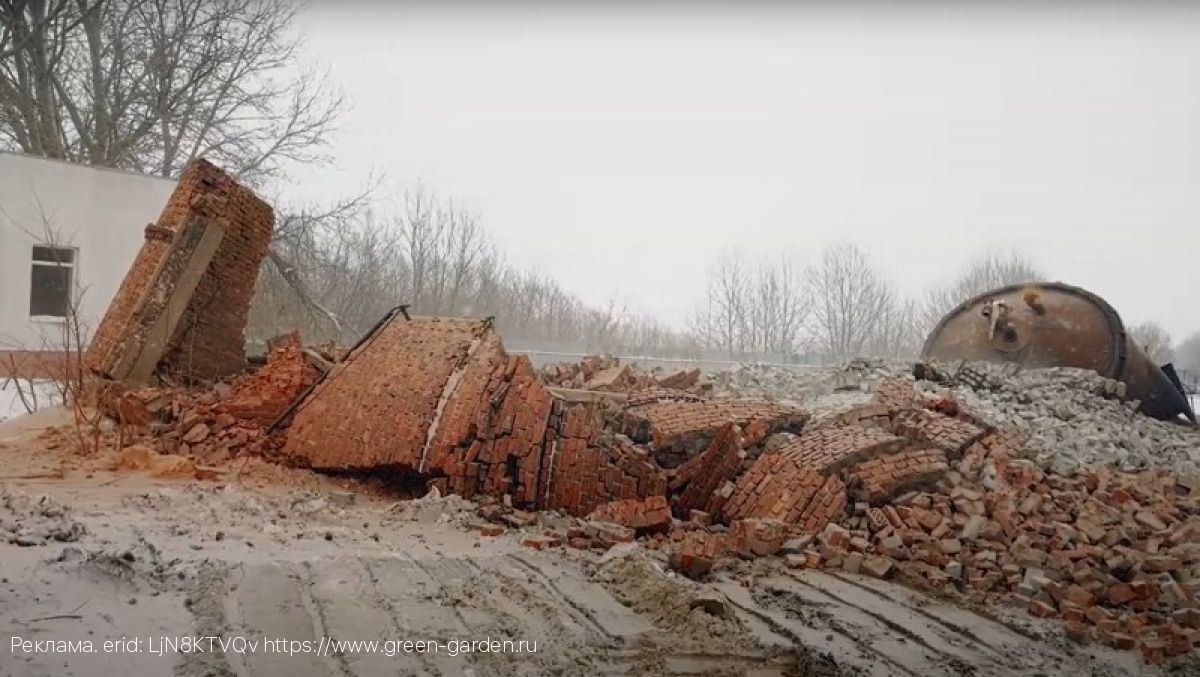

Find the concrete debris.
xmin=918 ymin=361 xmax=1200 ymax=476
xmin=706 ymin=358 xmax=906 ymax=402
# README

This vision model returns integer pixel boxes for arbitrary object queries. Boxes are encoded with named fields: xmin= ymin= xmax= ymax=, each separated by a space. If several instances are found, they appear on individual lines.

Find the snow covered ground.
xmin=0 ymin=380 xmax=60 ymax=422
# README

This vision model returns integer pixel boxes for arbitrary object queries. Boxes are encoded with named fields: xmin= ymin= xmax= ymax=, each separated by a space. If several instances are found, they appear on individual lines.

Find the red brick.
xmin=88 ymin=159 xmax=273 ymax=380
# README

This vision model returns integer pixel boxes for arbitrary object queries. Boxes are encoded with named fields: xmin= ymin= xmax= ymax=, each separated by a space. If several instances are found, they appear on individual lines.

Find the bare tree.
xmin=922 ymin=251 xmax=1045 ymax=331
xmin=1177 ymin=331 xmax=1200 ymax=370
xmin=0 ymin=0 xmax=343 ymax=187
xmin=688 ymin=251 xmax=750 ymax=357
xmin=250 ymin=187 xmax=700 ymax=357
xmin=1128 ymin=322 xmax=1175 ymax=364
xmin=865 ymin=297 xmax=924 ymax=359
xmin=805 ymin=243 xmax=896 ymax=360
xmin=750 ymin=258 xmax=808 ymax=357
xmin=687 ymin=252 xmax=810 ymax=359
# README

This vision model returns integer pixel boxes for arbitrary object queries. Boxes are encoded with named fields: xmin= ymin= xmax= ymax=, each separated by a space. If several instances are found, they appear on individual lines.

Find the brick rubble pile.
xmin=459 ymin=363 xmax=1200 ymax=665
xmin=98 ymin=333 xmax=319 ymax=467
xmin=67 ymin=158 xmax=1200 ymax=666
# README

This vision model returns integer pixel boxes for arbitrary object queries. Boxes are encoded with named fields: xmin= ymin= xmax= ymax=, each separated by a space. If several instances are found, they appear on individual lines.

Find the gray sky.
xmin=286 ymin=2 xmax=1200 ymax=340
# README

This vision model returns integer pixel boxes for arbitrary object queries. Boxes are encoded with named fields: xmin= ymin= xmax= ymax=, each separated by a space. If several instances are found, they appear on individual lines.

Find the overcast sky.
xmin=285 ymin=2 xmax=1200 ymax=341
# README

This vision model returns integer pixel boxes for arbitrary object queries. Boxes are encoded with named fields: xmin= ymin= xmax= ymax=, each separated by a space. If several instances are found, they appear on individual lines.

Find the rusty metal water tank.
xmin=921 ymin=282 xmax=1196 ymax=424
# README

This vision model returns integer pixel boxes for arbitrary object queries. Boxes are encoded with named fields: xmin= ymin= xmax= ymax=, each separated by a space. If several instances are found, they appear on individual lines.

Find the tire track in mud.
xmin=355 ymin=554 xmax=468 ymax=677
xmin=824 ymin=572 xmax=1013 ymax=652
xmin=357 ymin=554 xmax=448 ymax=677
xmin=779 ymin=576 xmax=968 ymax=660
xmin=717 ymin=580 xmax=898 ymax=677
xmin=774 ymin=575 xmax=983 ymax=676
xmin=176 ymin=563 xmax=237 ymax=677
xmin=504 ymin=552 xmax=621 ymax=643
xmin=297 ymin=561 xmax=363 ymax=677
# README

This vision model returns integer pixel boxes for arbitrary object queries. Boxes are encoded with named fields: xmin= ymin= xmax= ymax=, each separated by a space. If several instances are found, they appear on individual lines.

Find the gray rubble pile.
xmin=920 ymin=362 xmax=1200 ymax=476
xmin=704 ymin=359 xmax=1200 ymax=476
xmin=706 ymin=359 xmax=907 ymax=407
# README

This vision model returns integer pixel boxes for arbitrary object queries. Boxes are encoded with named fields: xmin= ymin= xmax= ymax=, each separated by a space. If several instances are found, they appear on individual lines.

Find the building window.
xmin=29 ymin=245 xmax=76 ymax=318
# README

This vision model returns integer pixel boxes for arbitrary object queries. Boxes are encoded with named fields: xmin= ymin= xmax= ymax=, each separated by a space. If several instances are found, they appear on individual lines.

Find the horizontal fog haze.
xmin=286 ymin=1 xmax=1200 ymax=343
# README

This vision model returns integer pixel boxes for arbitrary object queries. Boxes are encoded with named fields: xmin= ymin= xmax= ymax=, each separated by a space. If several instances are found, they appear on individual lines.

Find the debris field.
xmin=28 ymin=158 xmax=1200 ymax=669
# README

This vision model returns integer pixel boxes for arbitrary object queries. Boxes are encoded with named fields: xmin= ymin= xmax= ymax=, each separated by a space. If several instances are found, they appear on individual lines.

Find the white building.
xmin=0 ymin=152 xmax=176 ymax=352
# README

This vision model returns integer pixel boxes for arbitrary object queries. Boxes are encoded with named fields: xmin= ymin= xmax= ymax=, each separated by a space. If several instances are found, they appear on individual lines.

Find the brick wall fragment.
xmin=671 ymin=423 xmax=747 ymax=518
xmin=88 ymin=159 xmax=273 ymax=381
xmin=778 ymin=424 xmax=906 ymax=476
xmin=588 ymin=495 xmax=672 ymax=532
xmin=219 ymin=332 xmax=318 ymax=425
xmin=891 ymin=408 xmax=987 ymax=458
xmin=622 ymin=398 xmax=808 ymax=466
xmin=848 ymin=448 xmax=950 ymax=504
xmin=722 ymin=453 xmax=825 ymax=524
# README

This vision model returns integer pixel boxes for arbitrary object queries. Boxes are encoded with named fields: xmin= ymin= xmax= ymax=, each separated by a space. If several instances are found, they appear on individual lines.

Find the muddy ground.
xmin=0 ymin=410 xmax=1175 ymax=676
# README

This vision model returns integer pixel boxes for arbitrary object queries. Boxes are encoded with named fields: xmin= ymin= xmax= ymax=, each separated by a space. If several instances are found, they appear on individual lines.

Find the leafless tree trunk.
xmin=805 ymin=243 xmax=896 ymax=360
xmin=688 ymin=252 xmax=811 ymax=360
xmin=0 ymin=0 xmax=343 ymax=187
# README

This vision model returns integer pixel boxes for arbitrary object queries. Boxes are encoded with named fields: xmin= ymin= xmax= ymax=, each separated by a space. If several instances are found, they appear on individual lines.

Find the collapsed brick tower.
xmin=87 ymin=159 xmax=274 ymax=381
xmin=284 ymin=316 xmax=672 ymax=514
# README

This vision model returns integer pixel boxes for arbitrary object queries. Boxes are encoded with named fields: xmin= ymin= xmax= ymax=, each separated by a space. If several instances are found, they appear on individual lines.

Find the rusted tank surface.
xmin=922 ymin=282 xmax=1196 ymax=424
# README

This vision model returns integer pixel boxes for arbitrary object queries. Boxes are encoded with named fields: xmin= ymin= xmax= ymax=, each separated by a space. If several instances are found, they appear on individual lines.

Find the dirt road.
xmin=0 ymin=414 xmax=1162 ymax=676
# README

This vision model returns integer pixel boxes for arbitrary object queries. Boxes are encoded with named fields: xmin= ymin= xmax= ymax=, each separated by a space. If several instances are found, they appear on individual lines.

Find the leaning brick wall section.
xmin=540 ymin=405 xmax=666 ymax=516
xmin=778 ymin=425 xmax=906 ymax=476
xmin=285 ymin=317 xmax=490 ymax=470
xmin=160 ymin=163 xmax=273 ymax=378
xmin=541 ymin=402 xmax=603 ymax=514
xmin=891 ymin=408 xmax=986 ymax=458
xmin=848 ymin=447 xmax=950 ymax=504
xmin=422 ymin=332 xmax=509 ymax=473
xmin=87 ymin=159 xmax=274 ymax=380
xmin=85 ymin=227 xmax=173 ymax=374
xmin=721 ymin=453 xmax=825 ymax=524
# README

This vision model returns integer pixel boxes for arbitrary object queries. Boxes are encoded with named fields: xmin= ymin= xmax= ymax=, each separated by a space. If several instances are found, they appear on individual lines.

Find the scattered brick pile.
xmin=95 ymin=335 xmax=320 ymax=466
xmin=452 ymin=366 xmax=1200 ymax=664
xmin=220 ymin=332 xmax=319 ymax=425
xmin=594 ymin=376 xmax=1200 ymax=665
